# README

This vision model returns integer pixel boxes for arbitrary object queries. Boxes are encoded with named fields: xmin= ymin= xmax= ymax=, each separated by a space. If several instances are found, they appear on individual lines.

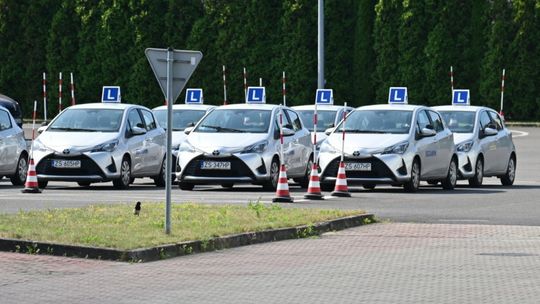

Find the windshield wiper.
xmin=199 ymin=125 xmax=245 ymax=133
xmin=345 ymin=130 xmax=389 ymax=134
xmin=49 ymin=127 xmax=98 ymax=132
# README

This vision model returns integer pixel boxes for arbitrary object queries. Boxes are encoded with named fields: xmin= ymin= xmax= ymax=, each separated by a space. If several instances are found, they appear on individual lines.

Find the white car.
xmin=433 ymin=105 xmax=516 ymax=186
xmin=319 ymin=104 xmax=458 ymax=192
xmin=0 ymin=105 xmax=28 ymax=185
xmin=177 ymin=104 xmax=313 ymax=190
xmin=293 ymin=104 xmax=354 ymax=149
xmin=33 ymin=103 xmax=166 ymax=189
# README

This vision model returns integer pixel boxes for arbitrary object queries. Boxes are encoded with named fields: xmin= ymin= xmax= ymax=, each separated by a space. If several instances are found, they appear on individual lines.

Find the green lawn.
xmin=0 ymin=202 xmax=365 ymax=250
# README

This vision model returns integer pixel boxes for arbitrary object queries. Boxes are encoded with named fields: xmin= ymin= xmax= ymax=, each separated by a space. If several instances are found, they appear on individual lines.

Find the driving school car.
xmin=433 ymin=105 xmax=516 ymax=186
xmin=32 ymin=103 xmax=166 ymax=189
xmin=176 ymin=103 xmax=313 ymax=190
xmin=0 ymin=105 xmax=28 ymax=186
xmin=318 ymin=104 xmax=458 ymax=192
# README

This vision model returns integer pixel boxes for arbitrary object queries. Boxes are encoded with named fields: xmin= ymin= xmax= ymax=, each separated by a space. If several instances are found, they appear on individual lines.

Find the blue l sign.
xmin=246 ymin=87 xmax=266 ymax=104
xmin=452 ymin=89 xmax=470 ymax=105
xmin=315 ymin=89 xmax=334 ymax=105
xmin=388 ymin=87 xmax=408 ymax=104
xmin=185 ymin=89 xmax=203 ymax=104
xmin=102 ymin=86 xmax=121 ymax=103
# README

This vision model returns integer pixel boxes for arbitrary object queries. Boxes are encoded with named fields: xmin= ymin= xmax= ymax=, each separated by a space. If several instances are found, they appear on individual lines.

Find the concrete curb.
xmin=0 ymin=213 xmax=374 ymax=262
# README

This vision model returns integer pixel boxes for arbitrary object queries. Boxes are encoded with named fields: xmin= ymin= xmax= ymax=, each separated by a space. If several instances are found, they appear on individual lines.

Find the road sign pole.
xmin=341 ymin=102 xmax=347 ymax=163
xmin=165 ymin=47 xmax=173 ymax=234
xmin=318 ymin=0 xmax=324 ymax=89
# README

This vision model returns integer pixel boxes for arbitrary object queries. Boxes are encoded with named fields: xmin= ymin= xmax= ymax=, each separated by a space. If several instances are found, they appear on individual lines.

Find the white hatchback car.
xmin=177 ymin=104 xmax=313 ymax=190
xmin=319 ymin=104 xmax=457 ymax=192
xmin=433 ymin=105 xmax=516 ymax=186
xmin=0 ymin=105 xmax=28 ymax=185
xmin=33 ymin=103 xmax=166 ymax=189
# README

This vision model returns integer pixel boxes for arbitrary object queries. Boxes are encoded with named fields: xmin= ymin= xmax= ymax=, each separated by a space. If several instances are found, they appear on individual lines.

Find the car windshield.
xmin=439 ymin=111 xmax=475 ymax=133
xmin=195 ymin=109 xmax=271 ymax=133
xmin=154 ymin=109 xmax=206 ymax=131
xmin=48 ymin=109 xmax=123 ymax=132
xmin=337 ymin=110 xmax=413 ymax=134
xmin=297 ymin=110 xmax=337 ymax=132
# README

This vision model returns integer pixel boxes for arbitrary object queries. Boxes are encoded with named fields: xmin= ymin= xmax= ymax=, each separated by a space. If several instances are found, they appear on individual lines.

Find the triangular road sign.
xmin=145 ymin=48 xmax=203 ymax=104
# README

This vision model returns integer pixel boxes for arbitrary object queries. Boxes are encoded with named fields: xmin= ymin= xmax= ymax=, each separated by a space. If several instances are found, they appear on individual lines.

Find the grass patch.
xmin=0 ymin=202 xmax=365 ymax=250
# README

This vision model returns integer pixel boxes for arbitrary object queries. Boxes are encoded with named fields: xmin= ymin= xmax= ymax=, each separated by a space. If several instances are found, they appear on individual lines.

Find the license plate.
xmin=345 ymin=162 xmax=371 ymax=171
xmin=200 ymin=161 xmax=231 ymax=170
xmin=52 ymin=159 xmax=81 ymax=169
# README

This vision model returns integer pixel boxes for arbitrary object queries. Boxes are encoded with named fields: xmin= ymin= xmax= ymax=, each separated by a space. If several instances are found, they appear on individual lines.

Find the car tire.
xmin=77 ymin=182 xmax=91 ymax=187
xmin=263 ymin=158 xmax=280 ymax=191
xmin=441 ymin=158 xmax=458 ymax=190
xmin=113 ymin=157 xmax=131 ymax=189
xmin=38 ymin=180 xmax=48 ymax=189
xmin=468 ymin=157 xmax=484 ymax=187
xmin=10 ymin=154 xmax=28 ymax=186
xmin=363 ymin=184 xmax=376 ymax=190
xmin=404 ymin=159 xmax=420 ymax=193
xmin=221 ymin=183 xmax=234 ymax=189
xmin=298 ymin=157 xmax=313 ymax=189
xmin=500 ymin=156 xmax=516 ymax=186
xmin=153 ymin=158 xmax=166 ymax=187
xmin=178 ymin=182 xmax=194 ymax=191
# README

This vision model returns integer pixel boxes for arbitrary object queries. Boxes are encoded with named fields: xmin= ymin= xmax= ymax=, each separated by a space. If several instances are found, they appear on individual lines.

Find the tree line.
xmin=0 ymin=0 xmax=538 ymax=120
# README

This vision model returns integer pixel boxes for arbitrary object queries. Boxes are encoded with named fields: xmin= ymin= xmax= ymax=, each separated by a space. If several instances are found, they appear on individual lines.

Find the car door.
xmin=125 ymin=109 xmax=147 ymax=176
xmin=488 ymin=110 xmax=512 ymax=173
xmin=277 ymin=109 xmax=299 ymax=174
xmin=0 ymin=109 xmax=17 ymax=174
xmin=140 ymin=109 xmax=165 ymax=175
xmin=414 ymin=109 xmax=437 ymax=178
xmin=428 ymin=110 xmax=454 ymax=178
xmin=285 ymin=109 xmax=310 ymax=175
xmin=477 ymin=110 xmax=498 ymax=174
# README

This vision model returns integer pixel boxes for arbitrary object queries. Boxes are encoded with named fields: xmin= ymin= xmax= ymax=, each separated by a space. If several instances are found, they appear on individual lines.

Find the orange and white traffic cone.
xmin=331 ymin=161 xmax=351 ymax=197
xmin=21 ymin=158 xmax=41 ymax=193
xmin=272 ymin=164 xmax=293 ymax=203
xmin=304 ymin=163 xmax=324 ymax=200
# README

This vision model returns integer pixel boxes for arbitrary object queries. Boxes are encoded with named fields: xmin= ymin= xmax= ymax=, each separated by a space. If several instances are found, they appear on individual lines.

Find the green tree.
xmin=352 ymin=0 xmax=377 ymax=106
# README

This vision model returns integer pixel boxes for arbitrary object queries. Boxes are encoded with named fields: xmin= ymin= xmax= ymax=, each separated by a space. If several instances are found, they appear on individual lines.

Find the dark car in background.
xmin=0 ymin=94 xmax=23 ymax=128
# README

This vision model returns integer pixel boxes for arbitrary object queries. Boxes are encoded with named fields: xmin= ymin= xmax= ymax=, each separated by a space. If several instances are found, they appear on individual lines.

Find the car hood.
xmin=187 ymin=132 xmax=268 ymax=153
xmin=453 ymin=133 xmax=474 ymax=145
xmin=326 ymin=133 xmax=409 ymax=154
xmin=171 ymin=131 xmax=187 ymax=148
xmin=312 ymin=132 xmax=327 ymax=145
xmin=38 ymin=131 xmax=119 ymax=152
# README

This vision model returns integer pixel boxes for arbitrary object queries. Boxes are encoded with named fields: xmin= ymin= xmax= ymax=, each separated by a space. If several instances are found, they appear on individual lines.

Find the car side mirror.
xmin=420 ymin=127 xmax=436 ymax=137
xmin=132 ymin=126 xmax=147 ymax=136
xmin=184 ymin=126 xmax=194 ymax=135
xmin=37 ymin=126 xmax=47 ymax=134
xmin=483 ymin=127 xmax=498 ymax=137
xmin=282 ymin=127 xmax=295 ymax=137
xmin=324 ymin=127 xmax=335 ymax=135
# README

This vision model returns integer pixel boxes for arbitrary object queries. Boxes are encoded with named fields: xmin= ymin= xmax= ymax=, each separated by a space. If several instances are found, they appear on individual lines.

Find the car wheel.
xmin=153 ymin=158 xmax=166 ymax=187
xmin=178 ymin=182 xmax=194 ymax=191
xmin=263 ymin=158 xmax=280 ymax=191
xmin=363 ymin=184 xmax=376 ymax=190
xmin=468 ymin=157 xmax=484 ymax=187
xmin=221 ymin=183 xmax=234 ymax=189
xmin=38 ymin=180 xmax=48 ymax=189
xmin=77 ymin=182 xmax=91 ymax=187
xmin=113 ymin=157 xmax=131 ymax=189
xmin=404 ymin=159 xmax=420 ymax=193
xmin=10 ymin=154 xmax=28 ymax=186
xmin=298 ymin=157 xmax=313 ymax=189
xmin=442 ymin=158 xmax=458 ymax=190
xmin=500 ymin=156 xmax=516 ymax=186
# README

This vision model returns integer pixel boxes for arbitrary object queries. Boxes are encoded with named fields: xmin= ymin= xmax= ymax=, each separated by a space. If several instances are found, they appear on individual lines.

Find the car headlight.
xmin=91 ymin=140 xmax=118 ymax=153
xmin=456 ymin=140 xmax=473 ymax=152
xmin=179 ymin=141 xmax=198 ymax=153
xmin=382 ymin=141 xmax=409 ymax=155
xmin=32 ymin=139 xmax=52 ymax=152
xmin=320 ymin=141 xmax=338 ymax=154
xmin=241 ymin=140 xmax=268 ymax=154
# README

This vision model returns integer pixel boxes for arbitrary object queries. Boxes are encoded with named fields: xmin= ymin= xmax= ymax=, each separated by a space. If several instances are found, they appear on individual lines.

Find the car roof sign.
xmin=388 ymin=87 xmax=408 ymax=104
xmin=185 ymin=88 xmax=203 ymax=104
xmin=246 ymin=87 xmax=265 ymax=104
xmin=452 ymin=89 xmax=470 ymax=106
xmin=102 ymin=86 xmax=121 ymax=103
xmin=315 ymin=89 xmax=334 ymax=105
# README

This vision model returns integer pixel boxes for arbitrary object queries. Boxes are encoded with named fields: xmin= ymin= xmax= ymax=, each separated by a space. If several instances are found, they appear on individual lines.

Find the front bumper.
xmin=456 ymin=151 xmax=476 ymax=179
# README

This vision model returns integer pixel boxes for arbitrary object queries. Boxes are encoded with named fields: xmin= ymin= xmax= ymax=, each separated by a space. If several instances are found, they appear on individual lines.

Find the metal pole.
xmin=58 ymin=72 xmax=63 ymax=113
xmin=500 ymin=68 xmax=506 ymax=117
xmin=70 ymin=72 xmax=76 ymax=106
xmin=259 ymin=78 xmax=263 ymax=86
xmin=282 ymin=71 xmax=286 ymax=106
xmin=318 ymin=0 xmax=324 ymax=89
xmin=43 ymin=72 xmax=47 ymax=122
xmin=165 ymin=47 xmax=173 ymax=234
xmin=243 ymin=67 xmax=247 ymax=98
xmin=341 ymin=102 xmax=347 ymax=163
xmin=222 ymin=65 xmax=227 ymax=105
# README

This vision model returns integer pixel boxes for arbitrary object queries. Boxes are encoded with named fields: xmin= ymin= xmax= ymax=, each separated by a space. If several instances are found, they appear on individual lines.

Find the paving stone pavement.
xmin=1 ymin=223 xmax=540 ymax=304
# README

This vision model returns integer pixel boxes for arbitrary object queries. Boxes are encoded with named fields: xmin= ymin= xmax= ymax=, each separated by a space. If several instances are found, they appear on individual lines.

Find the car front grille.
xmin=183 ymin=156 xmax=255 ymax=178
xmin=322 ymin=157 xmax=396 ymax=180
xmin=36 ymin=155 xmax=105 ymax=177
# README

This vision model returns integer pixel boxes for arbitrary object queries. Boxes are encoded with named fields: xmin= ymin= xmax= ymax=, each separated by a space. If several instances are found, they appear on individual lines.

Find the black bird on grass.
xmin=134 ymin=201 xmax=141 ymax=216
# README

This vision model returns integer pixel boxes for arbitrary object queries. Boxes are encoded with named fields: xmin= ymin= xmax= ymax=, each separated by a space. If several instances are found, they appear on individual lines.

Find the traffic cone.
xmin=304 ymin=163 xmax=324 ymax=200
xmin=272 ymin=164 xmax=293 ymax=203
xmin=21 ymin=158 xmax=41 ymax=193
xmin=331 ymin=161 xmax=351 ymax=197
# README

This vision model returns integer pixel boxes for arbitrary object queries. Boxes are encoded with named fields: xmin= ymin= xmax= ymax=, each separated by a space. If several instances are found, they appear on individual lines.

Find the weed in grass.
xmin=297 ymin=225 xmax=317 ymax=238
xmin=46 ymin=247 xmax=54 ymax=254
xmin=182 ymin=245 xmax=193 ymax=255
xmin=14 ymin=245 xmax=20 ymax=253
xmin=362 ymin=217 xmax=373 ymax=225
xmin=26 ymin=244 xmax=40 ymax=255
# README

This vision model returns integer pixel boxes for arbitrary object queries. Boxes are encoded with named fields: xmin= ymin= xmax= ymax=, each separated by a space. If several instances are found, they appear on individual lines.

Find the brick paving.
xmin=1 ymin=223 xmax=540 ymax=304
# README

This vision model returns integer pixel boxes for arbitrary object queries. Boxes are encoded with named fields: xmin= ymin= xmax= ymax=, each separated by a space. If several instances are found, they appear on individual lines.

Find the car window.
xmin=47 ymin=109 xmax=123 ymax=132
xmin=416 ymin=110 xmax=431 ymax=131
xmin=0 ymin=109 xmax=12 ymax=131
xmin=281 ymin=110 xmax=294 ymax=130
xmin=479 ymin=111 xmax=493 ymax=130
xmin=488 ymin=111 xmax=504 ymax=130
xmin=195 ymin=109 xmax=271 ymax=133
xmin=127 ymin=109 xmax=145 ymax=132
xmin=297 ymin=110 xmax=337 ymax=132
xmin=439 ymin=111 xmax=475 ymax=133
xmin=140 ymin=109 xmax=157 ymax=131
xmin=285 ymin=110 xmax=302 ymax=131
xmin=154 ymin=109 xmax=206 ymax=131
xmin=428 ymin=111 xmax=444 ymax=132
